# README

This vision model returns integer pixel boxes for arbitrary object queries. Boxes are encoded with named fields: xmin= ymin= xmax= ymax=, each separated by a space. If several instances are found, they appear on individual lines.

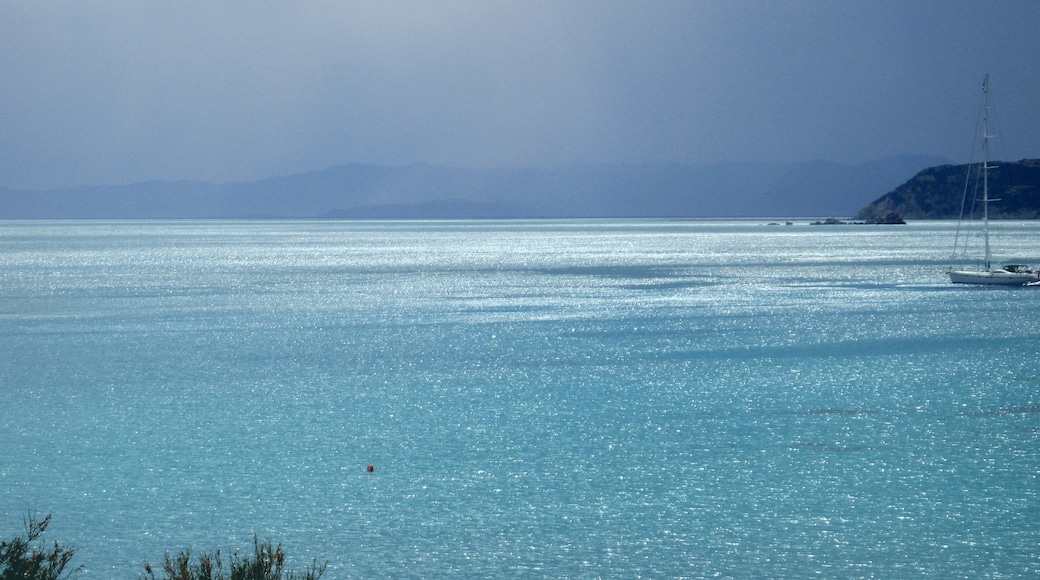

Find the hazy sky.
xmin=1 ymin=1 xmax=1038 ymax=189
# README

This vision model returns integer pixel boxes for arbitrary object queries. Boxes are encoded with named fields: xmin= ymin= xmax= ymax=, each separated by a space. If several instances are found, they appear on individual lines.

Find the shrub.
xmin=141 ymin=536 xmax=326 ymax=580
xmin=0 ymin=513 xmax=79 ymax=580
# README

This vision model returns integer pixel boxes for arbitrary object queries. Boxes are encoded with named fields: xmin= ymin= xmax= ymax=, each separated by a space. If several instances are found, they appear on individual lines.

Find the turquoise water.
xmin=1 ymin=220 xmax=1038 ymax=578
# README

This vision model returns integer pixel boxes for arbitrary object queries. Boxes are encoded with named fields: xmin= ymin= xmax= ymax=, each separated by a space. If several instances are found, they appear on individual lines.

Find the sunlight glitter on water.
xmin=1 ymin=220 xmax=1038 ymax=577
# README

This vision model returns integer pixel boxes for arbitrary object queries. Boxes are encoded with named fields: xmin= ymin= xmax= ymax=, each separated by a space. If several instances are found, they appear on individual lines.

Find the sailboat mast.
xmin=947 ymin=74 xmax=1034 ymax=285
xmin=982 ymin=74 xmax=992 ymax=271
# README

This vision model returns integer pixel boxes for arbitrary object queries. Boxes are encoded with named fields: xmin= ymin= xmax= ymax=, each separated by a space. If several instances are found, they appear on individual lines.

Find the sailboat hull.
xmin=948 ymin=269 xmax=1038 ymax=285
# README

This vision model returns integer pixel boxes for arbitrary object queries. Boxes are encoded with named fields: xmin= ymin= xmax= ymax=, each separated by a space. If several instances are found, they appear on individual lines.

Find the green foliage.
xmin=0 ymin=513 xmax=79 ymax=580
xmin=3 ymin=515 xmax=325 ymax=580
xmin=141 ymin=536 xmax=326 ymax=580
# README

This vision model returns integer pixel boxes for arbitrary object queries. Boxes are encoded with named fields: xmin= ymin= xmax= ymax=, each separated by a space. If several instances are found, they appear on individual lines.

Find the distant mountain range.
xmin=856 ymin=158 xmax=1040 ymax=220
xmin=0 ymin=156 xmax=948 ymax=219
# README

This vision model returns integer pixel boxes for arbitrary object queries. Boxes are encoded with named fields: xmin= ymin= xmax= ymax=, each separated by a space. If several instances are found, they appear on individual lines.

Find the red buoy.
xmin=366 ymin=465 xmax=374 ymax=472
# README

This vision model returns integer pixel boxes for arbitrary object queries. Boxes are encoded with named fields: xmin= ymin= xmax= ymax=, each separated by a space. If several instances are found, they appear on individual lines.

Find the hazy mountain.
xmin=0 ymin=156 xmax=947 ymax=219
xmin=856 ymin=159 xmax=1040 ymax=220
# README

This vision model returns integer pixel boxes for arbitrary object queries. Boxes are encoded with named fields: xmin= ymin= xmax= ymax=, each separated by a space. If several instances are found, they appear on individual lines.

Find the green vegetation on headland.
xmin=856 ymin=158 xmax=1040 ymax=220
xmin=1 ymin=513 xmax=326 ymax=580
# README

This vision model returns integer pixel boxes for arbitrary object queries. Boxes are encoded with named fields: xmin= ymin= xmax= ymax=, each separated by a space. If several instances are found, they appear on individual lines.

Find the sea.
xmin=1 ymin=219 xmax=1038 ymax=578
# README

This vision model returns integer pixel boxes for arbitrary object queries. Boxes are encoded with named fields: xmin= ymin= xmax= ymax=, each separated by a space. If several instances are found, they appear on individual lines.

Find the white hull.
xmin=948 ymin=269 xmax=1037 ymax=285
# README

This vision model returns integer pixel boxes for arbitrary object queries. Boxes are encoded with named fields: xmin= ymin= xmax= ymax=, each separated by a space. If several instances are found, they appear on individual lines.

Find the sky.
xmin=1 ymin=1 xmax=1038 ymax=190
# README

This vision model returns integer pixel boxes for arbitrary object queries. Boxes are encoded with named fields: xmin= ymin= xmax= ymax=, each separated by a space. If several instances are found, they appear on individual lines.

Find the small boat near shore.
xmin=947 ymin=75 xmax=1037 ymax=286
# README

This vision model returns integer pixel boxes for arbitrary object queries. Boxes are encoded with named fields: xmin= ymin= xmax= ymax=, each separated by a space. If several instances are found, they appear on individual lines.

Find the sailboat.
xmin=947 ymin=75 xmax=1038 ymax=285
